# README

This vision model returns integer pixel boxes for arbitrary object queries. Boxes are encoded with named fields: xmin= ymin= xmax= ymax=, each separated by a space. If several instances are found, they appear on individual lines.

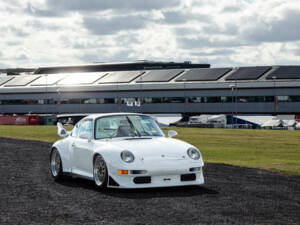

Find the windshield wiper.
xmin=126 ymin=116 xmax=141 ymax=137
xmin=125 ymin=137 xmax=152 ymax=140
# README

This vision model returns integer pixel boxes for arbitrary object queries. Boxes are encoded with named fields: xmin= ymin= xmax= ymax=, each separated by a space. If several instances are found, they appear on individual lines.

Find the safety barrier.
xmin=0 ymin=115 xmax=39 ymax=125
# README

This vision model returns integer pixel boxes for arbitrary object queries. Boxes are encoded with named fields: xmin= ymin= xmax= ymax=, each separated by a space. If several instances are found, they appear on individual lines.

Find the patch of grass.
xmin=163 ymin=128 xmax=300 ymax=175
xmin=0 ymin=125 xmax=67 ymax=143
xmin=0 ymin=125 xmax=300 ymax=175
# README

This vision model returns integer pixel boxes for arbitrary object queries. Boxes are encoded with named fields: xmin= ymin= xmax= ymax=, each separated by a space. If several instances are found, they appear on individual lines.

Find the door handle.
xmin=71 ymin=143 xmax=76 ymax=148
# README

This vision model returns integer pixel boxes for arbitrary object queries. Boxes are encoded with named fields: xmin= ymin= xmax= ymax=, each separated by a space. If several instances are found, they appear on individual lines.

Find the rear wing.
xmin=57 ymin=122 xmax=70 ymax=138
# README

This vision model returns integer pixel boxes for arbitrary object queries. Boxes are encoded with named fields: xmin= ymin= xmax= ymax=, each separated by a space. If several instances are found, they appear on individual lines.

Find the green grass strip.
xmin=1 ymin=125 xmax=300 ymax=175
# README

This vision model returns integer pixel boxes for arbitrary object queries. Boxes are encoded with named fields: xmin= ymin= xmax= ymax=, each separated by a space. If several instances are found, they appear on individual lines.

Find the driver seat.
xmin=116 ymin=120 xmax=133 ymax=137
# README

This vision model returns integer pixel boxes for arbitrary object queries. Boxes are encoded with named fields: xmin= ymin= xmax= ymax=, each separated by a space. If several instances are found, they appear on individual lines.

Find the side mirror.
xmin=79 ymin=132 xmax=92 ymax=140
xmin=57 ymin=122 xmax=69 ymax=138
xmin=168 ymin=130 xmax=178 ymax=138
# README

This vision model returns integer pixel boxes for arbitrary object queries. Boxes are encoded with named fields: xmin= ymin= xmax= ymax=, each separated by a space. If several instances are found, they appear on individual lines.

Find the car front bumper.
xmin=107 ymin=161 xmax=205 ymax=188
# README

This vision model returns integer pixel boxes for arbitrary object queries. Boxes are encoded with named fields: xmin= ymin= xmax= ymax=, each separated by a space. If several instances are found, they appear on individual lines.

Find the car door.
xmin=73 ymin=119 xmax=94 ymax=177
xmin=68 ymin=121 xmax=80 ymax=173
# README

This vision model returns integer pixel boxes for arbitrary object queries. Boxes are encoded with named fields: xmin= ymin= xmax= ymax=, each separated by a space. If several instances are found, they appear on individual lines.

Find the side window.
xmin=71 ymin=121 xmax=80 ymax=137
xmin=78 ymin=120 xmax=93 ymax=139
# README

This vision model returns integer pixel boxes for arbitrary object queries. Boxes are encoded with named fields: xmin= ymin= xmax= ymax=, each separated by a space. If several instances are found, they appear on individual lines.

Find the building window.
xmin=97 ymin=98 xmax=105 ymax=104
xmin=1 ymin=95 xmax=300 ymax=105
xmin=190 ymin=97 xmax=202 ymax=103
xmin=205 ymin=97 xmax=221 ymax=103
xmin=278 ymin=96 xmax=289 ymax=102
xmin=83 ymin=98 xmax=97 ymax=104
xmin=104 ymin=98 xmax=115 ymax=104
xmin=171 ymin=97 xmax=185 ymax=103
xmin=290 ymin=96 xmax=300 ymax=102
xmin=38 ymin=100 xmax=45 ymax=104
xmin=264 ymin=96 xmax=274 ymax=102
xmin=144 ymin=98 xmax=152 ymax=103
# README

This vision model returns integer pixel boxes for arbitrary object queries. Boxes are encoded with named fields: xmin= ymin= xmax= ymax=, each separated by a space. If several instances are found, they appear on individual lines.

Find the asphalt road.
xmin=0 ymin=137 xmax=300 ymax=225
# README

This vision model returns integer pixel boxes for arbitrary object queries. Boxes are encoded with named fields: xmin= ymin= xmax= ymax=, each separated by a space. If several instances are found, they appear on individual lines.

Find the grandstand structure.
xmin=1 ymin=61 xmax=300 ymax=116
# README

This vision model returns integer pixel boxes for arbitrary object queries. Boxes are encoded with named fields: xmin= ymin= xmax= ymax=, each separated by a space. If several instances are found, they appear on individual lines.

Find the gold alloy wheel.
xmin=93 ymin=156 xmax=107 ymax=186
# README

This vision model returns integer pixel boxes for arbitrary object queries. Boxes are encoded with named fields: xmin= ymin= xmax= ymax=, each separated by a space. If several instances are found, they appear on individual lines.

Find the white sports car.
xmin=50 ymin=113 xmax=205 ymax=189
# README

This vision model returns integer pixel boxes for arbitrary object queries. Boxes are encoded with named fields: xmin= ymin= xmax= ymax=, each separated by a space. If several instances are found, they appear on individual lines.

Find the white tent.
xmin=261 ymin=119 xmax=283 ymax=128
xmin=207 ymin=115 xmax=227 ymax=125
xmin=188 ymin=114 xmax=226 ymax=125
xmin=188 ymin=115 xmax=210 ymax=124
xmin=283 ymin=120 xmax=296 ymax=127
xmin=235 ymin=115 xmax=275 ymax=126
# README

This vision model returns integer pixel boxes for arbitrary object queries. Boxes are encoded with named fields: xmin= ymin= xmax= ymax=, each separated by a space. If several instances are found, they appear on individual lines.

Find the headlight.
xmin=121 ymin=151 xmax=135 ymax=163
xmin=187 ymin=147 xmax=201 ymax=160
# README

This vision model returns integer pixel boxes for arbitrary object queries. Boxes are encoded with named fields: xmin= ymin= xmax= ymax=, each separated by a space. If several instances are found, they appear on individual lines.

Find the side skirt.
xmin=63 ymin=171 xmax=94 ymax=181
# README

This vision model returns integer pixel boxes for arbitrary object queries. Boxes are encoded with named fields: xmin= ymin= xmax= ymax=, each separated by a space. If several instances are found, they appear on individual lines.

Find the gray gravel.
xmin=0 ymin=137 xmax=300 ymax=225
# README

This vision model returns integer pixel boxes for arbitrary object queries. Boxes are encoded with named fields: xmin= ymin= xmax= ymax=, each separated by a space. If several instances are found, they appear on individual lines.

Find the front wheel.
xmin=50 ymin=148 xmax=64 ymax=181
xmin=93 ymin=155 xmax=108 ymax=189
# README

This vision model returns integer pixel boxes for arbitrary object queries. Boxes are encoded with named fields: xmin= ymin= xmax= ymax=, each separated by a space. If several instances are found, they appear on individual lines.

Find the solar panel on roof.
xmin=266 ymin=66 xmax=300 ymax=79
xmin=175 ymin=68 xmax=231 ymax=82
xmin=0 ymin=76 xmax=14 ymax=86
xmin=30 ymin=74 xmax=67 ymax=86
xmin=135 ymin=69 xmax=184 ymax=83
xmin=98 ymin=71 xmax=144 ymax=84
xmin=4 ymin=75 xmax=41 ymax=87
xmin=57 ymin=72 xmax=107 ymax=85
xmin=226 ymin=67 xmax=271 ymax=80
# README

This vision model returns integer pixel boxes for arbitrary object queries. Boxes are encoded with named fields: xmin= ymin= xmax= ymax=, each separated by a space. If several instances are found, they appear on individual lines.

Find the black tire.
xmin=50 ymin=148 xmax=64 ymax=181
xmin=93 ymin=155 xmax=108 ymax=189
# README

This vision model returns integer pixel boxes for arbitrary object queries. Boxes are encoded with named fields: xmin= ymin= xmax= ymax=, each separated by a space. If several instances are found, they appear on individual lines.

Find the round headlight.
xmin=121 ymin=151 xmax=135 ymax=163
xmin=187 ymin=148 xmax=201 ymax=160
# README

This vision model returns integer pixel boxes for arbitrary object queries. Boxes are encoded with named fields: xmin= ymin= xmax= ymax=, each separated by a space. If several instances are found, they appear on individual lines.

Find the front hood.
xmin=108 ymin=137 xmax=191 ymax=160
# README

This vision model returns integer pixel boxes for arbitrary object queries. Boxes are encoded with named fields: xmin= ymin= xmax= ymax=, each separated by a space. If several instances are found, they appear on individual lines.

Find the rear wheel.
xmin=50 ymin=148 xmax=63 ymax=180
xmin=93 ymin=155 xmax=108 ymax=188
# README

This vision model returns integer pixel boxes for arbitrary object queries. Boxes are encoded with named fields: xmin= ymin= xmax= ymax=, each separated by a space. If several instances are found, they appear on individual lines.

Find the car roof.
xmin=83 ymin=112 xmax=146 ymax=120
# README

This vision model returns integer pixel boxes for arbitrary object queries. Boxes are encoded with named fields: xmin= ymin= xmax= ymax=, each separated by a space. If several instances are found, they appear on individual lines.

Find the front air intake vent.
xmin=133 ymin=176 xmax=151 ymax=184
xmin=181 ymin=173 xmax=196 ymax=182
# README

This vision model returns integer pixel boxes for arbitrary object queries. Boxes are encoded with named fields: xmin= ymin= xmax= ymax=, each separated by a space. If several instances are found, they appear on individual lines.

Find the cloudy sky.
xmin=1 ymin=0 xmax=300 ymax=69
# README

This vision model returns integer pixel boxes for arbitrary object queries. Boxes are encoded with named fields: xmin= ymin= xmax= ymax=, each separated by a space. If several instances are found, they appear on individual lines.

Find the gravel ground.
xmin=0 ymin=137 xmax=300 ymax=225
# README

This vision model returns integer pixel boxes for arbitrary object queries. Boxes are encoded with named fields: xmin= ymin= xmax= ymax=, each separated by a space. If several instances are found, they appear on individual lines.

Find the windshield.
xmin=95 ymin=115 xmax=164 ymax=139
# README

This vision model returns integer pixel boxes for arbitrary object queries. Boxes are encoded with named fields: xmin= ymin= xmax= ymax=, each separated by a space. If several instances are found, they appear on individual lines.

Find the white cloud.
xmin=0 ymin=0 xmax=300 ymax=69
xmin=83 ymin=14 xmax=148 ymax=35
xmin=45 ymin=0 xmax=181 ymax=12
